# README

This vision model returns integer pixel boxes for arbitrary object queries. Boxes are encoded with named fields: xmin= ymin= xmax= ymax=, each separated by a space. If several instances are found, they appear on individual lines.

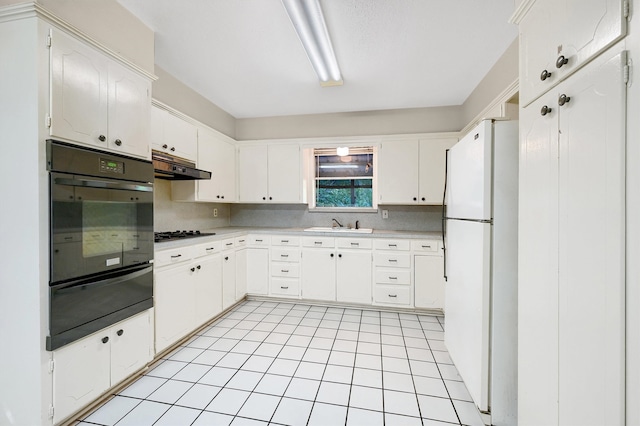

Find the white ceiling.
xmin=116 ymin=0 xmax=518 ymax=119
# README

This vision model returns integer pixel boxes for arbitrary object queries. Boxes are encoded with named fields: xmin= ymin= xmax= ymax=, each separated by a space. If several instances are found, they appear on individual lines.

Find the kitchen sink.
xmin=303 ymin=226 xmax=373 ymax=234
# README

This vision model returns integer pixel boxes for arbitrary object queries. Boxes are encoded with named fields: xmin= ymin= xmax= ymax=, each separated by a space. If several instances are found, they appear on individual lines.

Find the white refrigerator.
xmin=443 ymin=119 xmax=518 ymax=425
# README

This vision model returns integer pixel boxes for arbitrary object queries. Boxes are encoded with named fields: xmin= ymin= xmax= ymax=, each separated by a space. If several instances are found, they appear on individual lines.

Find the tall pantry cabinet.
xmin=513 ymin=1 xmax=628 ymax=425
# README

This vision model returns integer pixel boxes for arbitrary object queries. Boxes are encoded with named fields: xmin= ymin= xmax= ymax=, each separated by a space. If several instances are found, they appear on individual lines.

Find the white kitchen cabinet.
xmin=518 ymin=0 xmax=627 ymax=106
xmin=222 ymin=242 xmax=237 ymax=310
xmin=53 ymin=310 xmax=152 ymax=424
xmin=301 ymin=245 xmax=337 ymax=301
xmin=336 ymin=249 xmax=372 ymax=305
xmin=193 ymin=253 xmax=223 ymax=325
xmin=518 ymin=45 xmax=626 ymax=425
xmin=270 ymin=236 xmax=301 ymax=298
xmin=245 ymin=235 xmax=270 ymax=296
xmin=413 ymin=240 xmax=445 ymax=310
xmin=150 ymin=105 xmax=197 ymax=161
xmin=373 ymin=239 xmax=413 ymax=308
xmin=172 ymin=125 xmax=237 ymax=202
xmin=238 ymin=144 xmax=302 ymax=203
xmin=50 ymin=29 xmax=151 ymax=159
xmin=235 ymin=237 xmax=248 ymax=300
xmin=378 ymin=137 xmax=456 ymax=205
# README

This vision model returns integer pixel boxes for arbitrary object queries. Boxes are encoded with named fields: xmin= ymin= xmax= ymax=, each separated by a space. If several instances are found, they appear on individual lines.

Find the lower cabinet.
xmin=373 ymin=239 xmax=413 ymax=308
xmin=194 ymin=254 xmax=222 ymax=325
xmin=53 ymin=310 xmax=152 ymax=424
xmin=301 ymin=244 xmax=336 ymax=301
xmin=222 ymin=247 xmax=237 ymax=310
xmin=245 ymin=235 xmax=270 ymax=295
xmin=270 ymin=236 xmax=301 ymax=298
xmin=413 ymin=240 xmax=445 ymax=310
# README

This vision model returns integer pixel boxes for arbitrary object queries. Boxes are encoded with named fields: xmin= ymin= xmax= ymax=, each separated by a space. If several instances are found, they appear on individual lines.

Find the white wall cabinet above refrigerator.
xmin=50 ymin=28 xmax=151 ymax=159
xmin=378 ymin=137 xmax=457 ymax=205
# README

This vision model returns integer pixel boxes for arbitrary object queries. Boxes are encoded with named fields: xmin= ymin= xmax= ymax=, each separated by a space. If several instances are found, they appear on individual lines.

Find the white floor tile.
xmin=274 ymin=323 xmax=297 ymax=334
xmin=314 ymin=327 xmax=338 ymax=339
xmin=302 ymin=348 xmax=330 ymax=364
xmin=83 ymin=396 xmax=140 ymax=425
xmin=271 ymin=397 xmax=313 ymax=425
xmin=192 ymin=411 xmax=234 ymax=426
xmin=116 ymin=400 xmax=170 ymax=426
xmin=383 ymin=389 xmax=420 ymax=417
xmin=294 ymin=325 xmax=317 ymax=336
xmin=119 ymin=376 xmax=166 ymax=399
xmin=146 ymin=360 xmax=187 ymax=379
xmin=453 ymin=399 xmax=485 ymax=426
xmin=192 ymin=349 xmax=227 ymax=366
xmin=278 ymin=345 xmax=306 ymax=360
xmin=422 ymin=419 xmax=459 ymax=426
xmin=359 ymin=323 xmax=381 ymax=334
xmin=328 ymin=350 xmax=356 ymax=367
xmin=319 ymin=319 xmax=340 ymax=329
xmin=384 ymin=413 xmax=423 ymax=426
xmin=299 ymin=317 xmax=322 ymax=327
xmin=175 ymin=383 xmax=221 ymax=410
xmin=172 ymin=363 xmax=211 ymax=383
xmin=147 ymin=379 xmax=193 ymax=404
xmin=406 ymin=347 xmax=435 ymax=362
xmin=169 ymin=347 xmax=205 ymax=363
xmin=381 ymin=325 xmax=403 ymax=336
xmin=198 ymin=366 xmax=236 ymax=386
xmin=333 ymin=339 xmax=357 ymax=353
xmin=414 ymin=375 xmax=449 ymax=398
xmin=403 ymin=327 xmax=426 ymax=338
xmin=294 ymin=361 xmax=326 ymax=380
xmin=226 ymin=370 xmax=263 ymax=391
xmin=323 ymin=364 xmax=353 ymax=384
xmin=236 ymin=393 xmax=280 ymax=421
xmin=357 ymin=341 xmax=382 ymax=356
xmin=267 ymin=358 xmax=299 ymax=376
xmin=284 ymin=377 xmax=320 ymax=401
xmin=255 ymin=342 xmax=283 ymax=357
xmin=264 ymin=332 xmax=290 ymax=345
xmin=252 ymin=322 xmax=277 ymax=332
xmin=439 ymin=364 xmax=462 ymax=381
xmin=352 ymin=367 xmax=382 ymax=389
xmin=429 ymin=340 xmax=448 ymax=352
xmin=433 ymin=350 xmax=454 ymax=365
xmin=241 ymin=355 xmax=275 ymax=373
xmin=230 ymin=340 xmax=261 ymax=354
xmin=254 ymin=373 xmax=291 ymax=396
xmin=383 ymin=356 xmax=411 ymax=374
xmin=217 ymin=352 xmax=250 ymax=369
xmin=342 ymin=314 xmax=361 ymax=323
xmin=309 ymin=336 xmax=334 ymax=350
xmin=346 ymin=407 xmax=384 ymax=426
xmin=337 ymin=329 xmax=359 ymax=340
xmin=404 ymin=337 xmax=430 ymax=350
xmin=217 ymin=319 xmax=240 ymax=328
xmin=417 ymin=394 xmax=459 ymax=424
xmin=287 ymin=335 xmax=312 ymax=347
xmin=382 ymin=334 xmax=405 ymax=346
xmin=358 ymin=332 xmax=381 ymax=344
xmin=308 ymin=402 xmax=348 ymax=426
xmin=210 ymin=338 xmax=240 ymax=352
xmin=316 ymin=381 xmax=351 ymax=406
xmin=410 ymin=359 xmax=441 ymax=379
xmin=355 ymin=353 xmax=382 ymax=370
xmin=349 ymin=385 xmax=383 ymax=411
xmin=203 ymin=326 xmax=231 ymax=338
xmin=421 ymin=322 xmax=444 ymax=332
xmin=339 ymin=322 xmax=360 ymax=331
xmin=187 ymin=335 xmax=218 ymax=349
xmin=445 ymin=379 xmax=473 ymax=402
xmin=154 ymin=405 xmax=201 ymax=426
xmin=425 ymin=330 xmax=445 ymax=340
xmin=382 ymin=343 xmax=407 ymax=359
xmin=383 ymin=371 xmax=415 ymax=393
xmin=281 ymin=316 xmax=302 ymax=325
xmin=205 ymin=388 xmax=250 ymax=415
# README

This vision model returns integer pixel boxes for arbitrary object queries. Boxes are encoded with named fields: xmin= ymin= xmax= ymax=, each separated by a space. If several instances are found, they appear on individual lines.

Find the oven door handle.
xmin=54 ymin=177 xmax=153 ymax=192
xmin=51 ymin=264 xmax=152 ymax=293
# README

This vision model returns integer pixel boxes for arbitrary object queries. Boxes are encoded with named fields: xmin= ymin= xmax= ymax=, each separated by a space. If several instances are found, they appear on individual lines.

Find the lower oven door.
xmin=47 ymin=264 xmax=153 ymax=351
xmin=50 ymin=171 xmax=153 ymax=283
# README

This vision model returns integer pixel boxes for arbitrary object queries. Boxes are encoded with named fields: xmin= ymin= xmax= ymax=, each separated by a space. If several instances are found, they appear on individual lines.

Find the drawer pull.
xmin=422 ymin=245 xmax=431 ymax=249
xmin=281 ymin=254 xmax=289 ymax=258
xmin=388 ymin=259 xmax=398 ymax=263
xmin=239 ymin=239 xmax=245 ymax=243
xmin=281 ymin=269 xmax=289 ymax=273
xmin=388 ymin=294 xmax=397 ymax=298
xmin=389 ymin=276 xmax=398 ymax=280
xmin=280 ymin=286 xmax=289 ymax=290
xmin=170 ymin=254 xmax=182 ymax=259
xmin=314 ymin=241 xmax=322 ymax=245
xmin=205 ymin=247 xmax=215 ymax=251
xmin=226 ymin=242 xmax=233 ymax=246
xmin=256 ymin=239 xmax=263 ymax=242
xmin=281 ymin=240 xmax=289 ymax=243
xmin=350 ymin=242 xmax=359 ymax=246
xmin=388 ymin=244 xmax=397 ymax=247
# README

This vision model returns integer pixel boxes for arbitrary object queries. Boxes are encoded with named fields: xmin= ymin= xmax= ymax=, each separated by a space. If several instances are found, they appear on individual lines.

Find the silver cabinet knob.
xmin=556 ymin=55 xmax=569 ymax=69
xmin=540 ymin=69 xmax=552 ymax=81
xmin=540 ymin=105 xmax=552 ymax=116
xmin=558 ymin=94 xmax=571 ymax=106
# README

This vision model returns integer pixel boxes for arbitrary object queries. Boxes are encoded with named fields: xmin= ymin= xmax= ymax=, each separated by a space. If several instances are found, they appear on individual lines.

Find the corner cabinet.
xmin=378 ymin=137 xmax=457 ymax=205
xmin=50 ymin=29 xmax=151 ymax=159
xmin=237 ymin=144 xmax=302 ymax=203
xmin=517 ymin=10 xmax=627 ymax=424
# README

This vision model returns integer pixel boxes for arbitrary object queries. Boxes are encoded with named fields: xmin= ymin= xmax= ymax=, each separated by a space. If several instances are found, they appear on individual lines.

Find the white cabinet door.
xmin=50 ymin=29 xmax=108 ymax=148
xmin=378 ymin=140 xmax=419 ymax=204
xmin=418 ymin=138 xmax=456 ymax=204
xmin=222 ymin=250 xmax=237 ymax=310
xmin=246 ymin=248 xmax=269 ymax=295
xmin=154 ymin=264 xmax=195 ymax=353
xmin=211 ymin=135 xmax=237 ymax=201
xmin=150 ymin=105 xmax=166 ymax=152
xmin=110 ymin=311 xmax=152 ymax=386
xmin=268 ymin=144 xmax=301 ymax=203
xmin=107 ymin=61 xmax=150 ymax=158
xmin=163 ymin=112 xmax=197 ymax=161
xmin=236 ymin=248 xmax=247 ymax=300
xmin=53 ymin=332 xmax=110 ymax=424
xmin=414 ymin=255 xmax=445 ymax=309
xmin=301 ymin=248 xmax=336 ymax=301
xmin=336 ymin=250 xmax=372 ymax=304
xmin=238 ymin=145 xmax=269 ymax=202
xmin=194 ymin=254 xmax=223 ymax=325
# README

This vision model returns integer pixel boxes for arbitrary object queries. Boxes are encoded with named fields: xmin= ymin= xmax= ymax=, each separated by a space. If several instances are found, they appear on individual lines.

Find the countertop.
xmin=155 ymin=227 xmax=442 ymax=250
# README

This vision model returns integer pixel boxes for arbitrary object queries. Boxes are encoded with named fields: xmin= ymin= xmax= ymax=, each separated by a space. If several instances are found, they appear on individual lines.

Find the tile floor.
xmin=77 ymin=300 xmax=484 ymax=426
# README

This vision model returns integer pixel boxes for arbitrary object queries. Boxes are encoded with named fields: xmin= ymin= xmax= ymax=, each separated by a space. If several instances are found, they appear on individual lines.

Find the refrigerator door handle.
xmin=442 ymin=149 xmax=450 ymax=281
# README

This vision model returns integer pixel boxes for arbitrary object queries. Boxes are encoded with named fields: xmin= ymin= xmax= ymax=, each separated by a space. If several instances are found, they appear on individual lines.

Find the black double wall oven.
xmin=47 ymin=140 xmax=154 ymax=350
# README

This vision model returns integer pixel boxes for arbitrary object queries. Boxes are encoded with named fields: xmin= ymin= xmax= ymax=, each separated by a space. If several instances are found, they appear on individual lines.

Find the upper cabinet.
xmin=50 ymin=29 xmax=151 ymax=159
xmin=150 ymin=105 xmax=197 ymax=162
xmin=518 ymin=0 xmax=628 ymax=106
xmin=237 ymin=144 xmax=302 ymax=203
xmin=172 ymin=125 xmax=237 ymax=202
xmin=378 ymin=137 xmax=457 ymax=205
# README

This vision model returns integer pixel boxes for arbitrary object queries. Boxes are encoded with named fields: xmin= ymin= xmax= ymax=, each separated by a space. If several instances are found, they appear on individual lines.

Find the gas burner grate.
xmin=154 ymin=230 xmax=216 ymax=243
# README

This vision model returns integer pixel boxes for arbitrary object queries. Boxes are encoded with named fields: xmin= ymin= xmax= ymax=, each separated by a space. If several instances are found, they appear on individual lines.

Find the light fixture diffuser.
xmin=281 ymin=0 xmax=343 ymax=86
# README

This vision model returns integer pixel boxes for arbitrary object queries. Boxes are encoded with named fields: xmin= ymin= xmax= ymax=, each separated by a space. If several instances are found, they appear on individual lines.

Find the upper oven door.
xmin=50 ymin=172 xmax=154 ymax=284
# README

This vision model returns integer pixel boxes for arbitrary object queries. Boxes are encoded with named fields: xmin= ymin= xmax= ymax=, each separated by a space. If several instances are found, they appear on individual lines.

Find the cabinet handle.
xmin=558 ymin=94 xmax=571 ymax=106
xmin=116 ymin=329 xmax=124 ymax=336
xmin=338 ymin=254 xmax=342 ymax=258
xmin=101 ymin=336 xmax=109 ymax=344
xmin=281 ymin=240 xmax=289 ymax=243
xmin=162 ymin=144 xmax=168 ymax=149
xmin=280 ymin=286 xmax=289 ymax=289
xmin=540 ymin=105 xmax=552 ymax=116
xmin=239 ymin=239 xmax=245 ymax=243
xmin=388 ymin=294 xmax=397 ymax=298
xmin=170 ymin=254 xmax=182 ymax=259
xmin=422 ymin=245 xmax=431 ymax=249
xmin=226 ymin=242 xmax=233 ymax=246
xmin=114 ymin=139 xmax=122 ymax=146
xmin=540 ymin=69 xmax=552 ymax=81
xmin=389 ymin=276 xmax=398 ymax=280
xmin=197 ymin=265 xmax=201 ymax=270
xmin=225 ymin=256 xmax=229 ymax=261
xmin=315 ymin=241 xmax=322 ymax=245
xmin=281 ymin=269 xmax=289 ymax=273
xmin=206 ymin=247 xmax=215 ymax=251
xmin=263 ymin=197 xmax=266 ymax=200
xmin=191 ymin=267 xmax=196 ymax=272
xmin=388 ymin=259 xmax=398 ymax=263
xmin=330 ymin=253 xmax=334 ymax=257
xmin=221 ymin=195 xmax=224 ymax=199
xmin=269 ymin=197 xmax=273 ymax=200
xmin=256 ymin=239 xmax=263 ymax=242
xmin=98 ymin=135 xmax=106 ymax=142
xmin=556 ymin=55 xmax=569 ymax=69
xmin=217 ymin=195 xmax=220 ymax=199
xmin=281 ymin=254 xmax=289 ymax=258
xmin=351 ymin=242 xmax=359 ymax=246
xmin=388 ymin=244 xmax=397 ymax=248
xmin=170 ymin=147 xmax=176 ymax=152
xmin=421 ymin=197 xmax=426 ymax=201
xmin=413 ymin=197 xmax=417 ymax=201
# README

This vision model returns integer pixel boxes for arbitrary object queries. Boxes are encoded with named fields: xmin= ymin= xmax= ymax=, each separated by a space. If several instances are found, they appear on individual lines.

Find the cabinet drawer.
xmin=302 ymin=236 xmax=335 ymax=248
xmin=155 ymin=246 xmax=193 ymax=268
xmin=375 ymin=269 xmax=411 ymax=285
xmin=193 ymin=241 xmax=221 ymax=257
xmin=374 ymin=239 xmax=411 ymax=251
xmin=220 ymin=238 xmax=235 ymax=250
xmin=235 ymin=236 xmax=248 ymax=247
xmin=271 ymin=248 xmax=300 ymax=262
xmin=374 ymin=253 xmax=411 ymax=268
xmin=248 ymin=235 xmax=269 ymax=246
xmin=271 ymin=236 xmax=300 ymax=246
xmin=336 ymin=238 xmax=372 ymax=249
xmin=271 ymin=262 xmax=300 ymax=278
xmin=271 ymin=278 xmax=300 ymax=297
xmin=411 ymin=240 xmax=440 ymax=254
xmin=374 ymin=285 xmax=411 ymax=306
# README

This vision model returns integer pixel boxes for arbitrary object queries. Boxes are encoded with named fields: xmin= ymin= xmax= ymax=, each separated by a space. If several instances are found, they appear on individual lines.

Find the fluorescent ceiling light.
xmin=281 ymin=0 xmax=343 ymax=86
xmin=319 ymin=164 xmax=359 ymax=169
xmin=336 ymin=146 xmax=349 ymax=156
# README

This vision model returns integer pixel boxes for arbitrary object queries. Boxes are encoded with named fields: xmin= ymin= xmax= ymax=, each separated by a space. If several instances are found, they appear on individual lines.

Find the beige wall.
xmin=152 ymin=66 xmax=237 ymax=138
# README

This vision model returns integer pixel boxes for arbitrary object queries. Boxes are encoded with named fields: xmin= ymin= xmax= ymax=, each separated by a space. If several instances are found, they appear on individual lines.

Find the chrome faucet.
xmin=332 ymin=218 xmax=343 ymax=228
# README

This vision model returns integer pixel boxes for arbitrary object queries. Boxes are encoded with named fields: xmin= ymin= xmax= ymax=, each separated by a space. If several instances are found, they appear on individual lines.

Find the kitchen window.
xmin=310 ymin=147 xmax=376 ymax=211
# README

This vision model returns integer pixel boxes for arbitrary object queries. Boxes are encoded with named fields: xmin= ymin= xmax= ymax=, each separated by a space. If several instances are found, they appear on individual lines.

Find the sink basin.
xmin=303 ymin=226 xmax=373 ymax=234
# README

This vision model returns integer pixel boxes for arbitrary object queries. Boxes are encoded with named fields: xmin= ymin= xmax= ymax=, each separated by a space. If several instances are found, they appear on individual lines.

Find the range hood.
xmin=152 ymin=150 xmax=211 ymax=180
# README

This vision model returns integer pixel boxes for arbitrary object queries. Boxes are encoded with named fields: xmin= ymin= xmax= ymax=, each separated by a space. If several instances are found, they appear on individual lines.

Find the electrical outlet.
xmin=382 ymin=210 xmax=389 ymax=219
xmin=213 ymin=208 xmax=218 ymax=217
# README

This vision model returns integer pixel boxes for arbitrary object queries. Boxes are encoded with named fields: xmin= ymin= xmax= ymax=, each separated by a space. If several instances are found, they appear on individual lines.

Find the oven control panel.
xmin=100 ymin=158 xmax=124 ymax=174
